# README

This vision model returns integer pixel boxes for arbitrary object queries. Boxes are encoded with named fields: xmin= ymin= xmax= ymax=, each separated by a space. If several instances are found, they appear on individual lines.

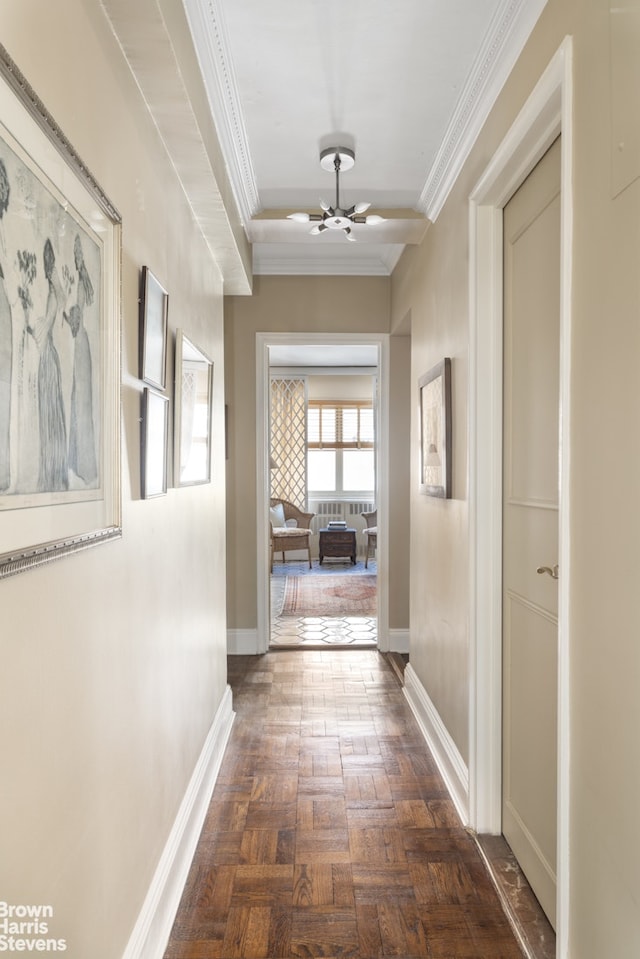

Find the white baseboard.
xmin=122 ymin=686 xmax=235 ymax=959
xmin=403 ymin=664 xmax=469 ymax=824
xmin=227 ymin=628 xmax=260 ymax=654
xmin=388 ymin=628 xmax=409 ymax=653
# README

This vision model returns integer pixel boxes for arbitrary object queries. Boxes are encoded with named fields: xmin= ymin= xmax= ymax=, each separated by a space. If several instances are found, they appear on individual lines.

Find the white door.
xmin=502 ymin=137 xmax=560 ymax=929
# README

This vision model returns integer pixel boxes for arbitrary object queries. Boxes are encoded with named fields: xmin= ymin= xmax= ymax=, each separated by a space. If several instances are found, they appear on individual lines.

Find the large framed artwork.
xmin=418 ymin=357 xmax=452 ymax=498
xmin=174 ymin=330 xmax=213 ymax=486
xmin=0 ymin=44 xmax=122 ymax=578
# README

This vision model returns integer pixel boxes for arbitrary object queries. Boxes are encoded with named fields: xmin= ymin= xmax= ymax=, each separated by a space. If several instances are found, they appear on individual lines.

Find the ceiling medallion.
xmin=288 ymin=146 xmax=384 ymax=241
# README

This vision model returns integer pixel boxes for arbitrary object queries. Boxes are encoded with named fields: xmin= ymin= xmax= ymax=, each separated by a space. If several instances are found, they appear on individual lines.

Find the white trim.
xmin=388 ymin=629 xmax=410 ymax=654
xmin=468 ymin=37 xmax=573 ymax=956
xmin=256 ymin=336 xmax=272 ymax=655
xmin=256 ymin=332 xmax=390 ymax=654
xmin=227 ymin=628 xmax=261 ymax=655
xmin=403 ymin=665 xmax=469 ymax=824
xmin=419 ymin=0 xmax=549 ymax=221
xmin=183 ymin=0 xmax=259 ymax=225
xmin=121 ymin=687 xmax=235 ymax=959
xmin=252 ymin=249 xmax=402 ymax=278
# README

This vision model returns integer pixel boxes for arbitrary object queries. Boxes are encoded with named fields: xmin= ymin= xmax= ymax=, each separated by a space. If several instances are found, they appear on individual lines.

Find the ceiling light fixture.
xmin=287 ymin=147 xmax=385 ymax=241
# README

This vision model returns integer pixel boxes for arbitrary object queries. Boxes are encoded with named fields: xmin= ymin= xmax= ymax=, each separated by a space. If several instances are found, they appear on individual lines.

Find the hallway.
xmin=163 ymin=650 xmax=526 ymax=958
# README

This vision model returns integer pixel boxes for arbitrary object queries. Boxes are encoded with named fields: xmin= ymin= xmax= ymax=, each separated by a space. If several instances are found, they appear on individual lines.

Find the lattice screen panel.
xmin=270 ymin=377 xmax=307 ymax=509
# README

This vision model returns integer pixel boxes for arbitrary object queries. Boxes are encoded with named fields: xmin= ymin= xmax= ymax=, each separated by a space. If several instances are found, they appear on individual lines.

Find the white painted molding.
xmin=183 ymin=0 xmax=259 ymax=225
xmin=252 ymin=250 xmax=397 ymax=278
xmin=418 ymin=0 xmax=549 ymax=221
xmin=403 ymin=665 xmax=469 ymax=824
xmin=388 ymin=629 xmax=410 ymax=654
xmin=121 ymin=687 xmax=235 ymax=959
xmin=227 ymin=629 xmax=260 ymax=655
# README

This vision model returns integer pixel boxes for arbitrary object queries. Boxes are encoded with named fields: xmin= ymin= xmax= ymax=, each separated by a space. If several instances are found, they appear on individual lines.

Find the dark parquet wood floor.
xmin=164 ymin=650 xmax=524 ymax=959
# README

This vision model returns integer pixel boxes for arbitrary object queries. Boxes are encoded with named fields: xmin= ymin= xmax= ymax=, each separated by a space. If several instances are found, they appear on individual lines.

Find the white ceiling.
xmin=100 ymin=0 xmax=547 ymax=285
xmin=183 ymin=0 xmax=548 ymax=276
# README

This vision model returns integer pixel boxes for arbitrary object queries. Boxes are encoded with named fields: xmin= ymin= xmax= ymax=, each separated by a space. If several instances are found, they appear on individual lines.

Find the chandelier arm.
xmin=295 ymin=146 xmax=378 ymax=237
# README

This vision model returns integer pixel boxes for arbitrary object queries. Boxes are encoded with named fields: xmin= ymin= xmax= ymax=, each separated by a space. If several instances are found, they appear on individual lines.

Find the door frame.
xmin=468 ymin=37 xmax=573 ymax=955
xmin=255 ymin=331 xmax=390 ymax=653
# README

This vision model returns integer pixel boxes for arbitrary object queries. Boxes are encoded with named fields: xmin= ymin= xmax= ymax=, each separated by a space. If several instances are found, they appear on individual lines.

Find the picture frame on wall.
xmin=0 ymin=42 xmax=122 ymax=579
xmin=418 ymin=357 xmax=452 ymax=498
xmin=141 ymin=387 xmax=169 ymax=499
xmin=139 ymin=266 xmax=168 ymax=390
xmin=174 ymin=330 xmax=213 ymax=486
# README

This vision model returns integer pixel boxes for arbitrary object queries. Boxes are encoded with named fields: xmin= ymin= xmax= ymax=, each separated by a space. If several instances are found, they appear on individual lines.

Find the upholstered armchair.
xmin=361 ymin=509 xmax=377 ymax=568
xmin=270 ymin=498 xmax=315 ymax=570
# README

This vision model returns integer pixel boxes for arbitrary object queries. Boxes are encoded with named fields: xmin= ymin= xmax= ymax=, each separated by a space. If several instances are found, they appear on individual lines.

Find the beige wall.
xmin=393 ymin=0 xmax=640 ymax=952
xmin=225 ymin=274 xmax=410 ymax=632
xmin=0 ymin=3 xmax=229 ymax=958
xmin=307 ymin=374 xmax=374 ymax=401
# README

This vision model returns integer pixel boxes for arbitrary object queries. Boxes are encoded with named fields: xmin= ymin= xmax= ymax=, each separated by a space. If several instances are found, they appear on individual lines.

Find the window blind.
xmin=307 ymin=401 xmax=374 ymax=449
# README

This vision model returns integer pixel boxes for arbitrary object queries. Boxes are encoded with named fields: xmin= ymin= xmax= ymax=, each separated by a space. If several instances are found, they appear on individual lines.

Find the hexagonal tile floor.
xmin=270 ymin=559 xmax=377 ymax=648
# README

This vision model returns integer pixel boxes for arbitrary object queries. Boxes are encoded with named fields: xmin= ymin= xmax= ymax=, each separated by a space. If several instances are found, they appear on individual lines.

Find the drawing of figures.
xmin=0 ymin=160 xmax=10 ymax=491
xmin=65 ymin=234 xmax=97 ymax=484
xmin=16 ymin=248 xmax=40 ymax=492
xmin=31 ymin=238 xmax=68 ymax=492
xmin=0 ymin=131 xmax=103 ymax=505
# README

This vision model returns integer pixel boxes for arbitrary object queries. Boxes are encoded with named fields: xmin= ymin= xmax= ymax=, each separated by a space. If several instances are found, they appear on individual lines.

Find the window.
xmin=307 ymin=401 xmax=375 ymax=493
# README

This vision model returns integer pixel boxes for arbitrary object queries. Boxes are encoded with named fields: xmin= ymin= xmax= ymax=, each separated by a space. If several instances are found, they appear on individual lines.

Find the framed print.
xmin=174 ymin=330 xmax=213 ymax=486
xmin=139 ymin=266 xmax=168 ymax=389
xmin=141 ymin=387 xmax=169 ymax=498
xmin=0 ymin=43 xmax=121 ymax=579
xmin=419 ymin=357 xmax=452 ymax=498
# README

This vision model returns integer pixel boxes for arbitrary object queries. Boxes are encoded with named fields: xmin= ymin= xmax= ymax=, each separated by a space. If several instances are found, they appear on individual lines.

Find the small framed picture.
xmin=419 ymin=358 xmax=452 ymax=498
xmin=141 ymin=387 xmax=169 ymax=498
xmin=174 ymin=331 xmax=213 ymax=486
xmin=139 ymin=266 xmax=168 ymax=389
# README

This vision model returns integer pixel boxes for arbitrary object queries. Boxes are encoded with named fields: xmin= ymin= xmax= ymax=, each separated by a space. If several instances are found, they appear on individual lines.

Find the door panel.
xmin=502 ymin=136 xmax=560 ymax=929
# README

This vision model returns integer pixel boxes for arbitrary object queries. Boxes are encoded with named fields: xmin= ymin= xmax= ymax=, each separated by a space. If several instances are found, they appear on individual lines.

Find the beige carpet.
xmin=281 ymin=574 xmax=377 ymax=617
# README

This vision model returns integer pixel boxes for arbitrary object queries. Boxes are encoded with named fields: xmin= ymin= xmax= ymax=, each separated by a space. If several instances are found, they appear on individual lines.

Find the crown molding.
xmin=417 ymin=0 xmax=549 ymax=222
xmin=183 ymin=0 xmax=259 ymax=225
xmin=252 ymin=247 xmax=398 ymax=277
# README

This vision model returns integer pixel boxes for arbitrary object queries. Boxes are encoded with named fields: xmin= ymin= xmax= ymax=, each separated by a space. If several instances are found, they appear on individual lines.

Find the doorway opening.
xmin=256 ymin=333 xmax=390 ymax=654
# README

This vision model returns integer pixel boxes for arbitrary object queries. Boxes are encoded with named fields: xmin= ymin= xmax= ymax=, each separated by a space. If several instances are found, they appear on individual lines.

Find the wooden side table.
xmin=319 ymin=527 xmax=357 ymax=565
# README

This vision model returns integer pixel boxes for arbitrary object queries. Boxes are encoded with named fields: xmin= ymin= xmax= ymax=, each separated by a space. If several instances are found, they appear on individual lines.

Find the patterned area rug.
xmin=281 ymin=574 xmax=377 ymax=617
